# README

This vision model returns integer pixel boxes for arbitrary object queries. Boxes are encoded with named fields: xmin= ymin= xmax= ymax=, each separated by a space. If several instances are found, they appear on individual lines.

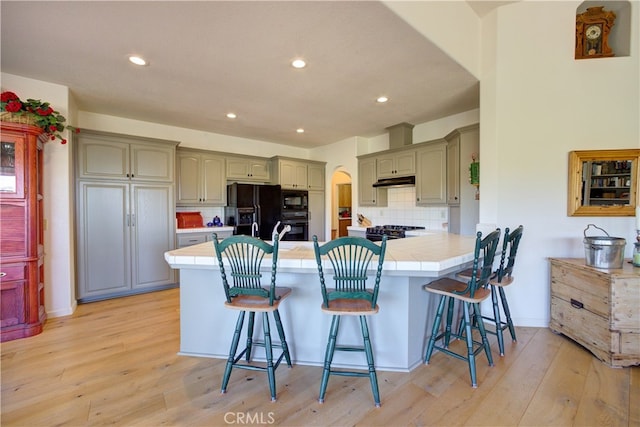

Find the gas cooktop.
xmin=365 ymin=225 xmax=425 ymax=240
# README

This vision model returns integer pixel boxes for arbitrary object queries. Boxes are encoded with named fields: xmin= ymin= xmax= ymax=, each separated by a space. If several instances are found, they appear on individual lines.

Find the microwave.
xmin=282 ymin=190 xmax=308 ymax=211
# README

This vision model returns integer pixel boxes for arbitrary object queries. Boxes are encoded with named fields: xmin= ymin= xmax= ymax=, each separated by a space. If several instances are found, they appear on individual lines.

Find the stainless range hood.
xmin=372 ymin=175 xmax=415 ymax=188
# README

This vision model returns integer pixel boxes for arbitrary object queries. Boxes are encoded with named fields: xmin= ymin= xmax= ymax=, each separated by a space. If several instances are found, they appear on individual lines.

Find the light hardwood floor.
xmin=1 ymin=288 xmax=638 ymax=426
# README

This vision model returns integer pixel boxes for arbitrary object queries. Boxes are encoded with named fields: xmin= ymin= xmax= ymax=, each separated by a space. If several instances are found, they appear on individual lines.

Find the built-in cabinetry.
xmin=376 ymin=151 xmax=415 ymax=178
xmin=75 ymin=130 xmax=178 ymax=302
xmin=446 ymin=124 xmax=479 ymax=235
xmin=226 ymin=155 xmax=270 ymax=182
xmin=549 ymin=258 xmax=639 ymax=367
xmin=176 ymin=228 xmax=233 ymax=248
xmin=358 ymin=156 xmax=387 ymax=207
xmin=271 ymin=156 xmax=325 ymax=190
xmin=0 ymin=123 xmax=46 ymax=341
xmin=415 ymin=140 xmax=447 ymax=206
xmin=308 ymin=190 xmax=325 ymax=241
xmin=176 ymin=148 xmax=226 ymax=206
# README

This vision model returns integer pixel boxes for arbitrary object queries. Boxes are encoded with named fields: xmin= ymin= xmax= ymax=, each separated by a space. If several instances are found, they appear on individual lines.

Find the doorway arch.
xmin=330 ymin=169 xmax=352 ymax=239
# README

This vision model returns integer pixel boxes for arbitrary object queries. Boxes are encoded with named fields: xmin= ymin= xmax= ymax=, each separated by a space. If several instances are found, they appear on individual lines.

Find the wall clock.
xmin=575 ymin=6 xmax=616 ymax=59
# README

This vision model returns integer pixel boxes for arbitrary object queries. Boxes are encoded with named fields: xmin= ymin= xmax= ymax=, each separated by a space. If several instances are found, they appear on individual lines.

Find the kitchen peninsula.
xmin=164 ymin=233 xmax=478 ymax=371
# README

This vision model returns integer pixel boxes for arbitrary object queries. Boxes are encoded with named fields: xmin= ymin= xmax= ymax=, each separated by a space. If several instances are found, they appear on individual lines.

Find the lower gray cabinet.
xmin=76 ymin=181 xmax=176 ymax=302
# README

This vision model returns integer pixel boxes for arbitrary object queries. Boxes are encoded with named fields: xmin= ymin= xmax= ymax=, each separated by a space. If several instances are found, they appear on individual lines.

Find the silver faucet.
xmin=251 ymin=222 xmax=259 ymax=237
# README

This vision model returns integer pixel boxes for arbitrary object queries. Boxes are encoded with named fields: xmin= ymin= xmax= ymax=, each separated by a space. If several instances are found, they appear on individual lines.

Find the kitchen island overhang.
xmin=165 ymin=233 xmax=478 ymax=372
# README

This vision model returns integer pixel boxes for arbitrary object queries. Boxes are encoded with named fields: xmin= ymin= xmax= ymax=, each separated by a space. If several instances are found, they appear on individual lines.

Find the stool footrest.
xmin=328 ymin=369 xmax=371 ymax=378
xmin=335 ymin=345 xmax=365 ymax=352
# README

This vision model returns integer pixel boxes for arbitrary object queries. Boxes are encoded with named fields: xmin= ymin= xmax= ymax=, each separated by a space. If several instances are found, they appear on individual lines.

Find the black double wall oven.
xmin=281 ymin=189 xmax=309 ymax=241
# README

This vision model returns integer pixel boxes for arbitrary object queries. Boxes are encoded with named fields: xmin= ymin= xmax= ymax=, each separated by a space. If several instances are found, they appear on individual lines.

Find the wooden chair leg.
xmin=425 ymin=295 xmax=446 ymax=364
xmin=444 ymin=297 xmax=455 ymax=348
xmin=273 ymin=309 xmax=292 ymax=367
xmin=319 ymin=315 xmax=340 ymax=403
xmin=359 ymin=315 xmax=380 ymax=407
xmin=461 ymin=302 xmax=479 ymax=387
xmin=473 ymin=302 xmax=494 ymax=368
xmin=222 ymin=311 xmax=245 ymax=394
xmin=246 ymin=311 xmax=255 ymax=362
xmin=490 ymin=287 xmax=506 ymax=356
xmin=262 ymin=312 xmax=277 ymax=402
xmin=498 ymin=287 xmax=517 ymax=342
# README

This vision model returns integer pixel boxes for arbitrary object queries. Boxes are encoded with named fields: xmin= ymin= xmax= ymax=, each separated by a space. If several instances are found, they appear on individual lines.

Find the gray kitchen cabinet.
xmin=308 ymin=190 xmax=325 ymax=241
xmin=226 ymin=155 xmax=270 ymax=182
xmin=376 ymin=150 xmax=416 ymax=178
xmin=271 ymin=157 xmax=326 ymax=190
xmin=177 ymin=229 xmax=233 ymax=248
xmin=307 ymin=162 xmax=325 ymax=191
xmin=76 ymin=181 xmax=176 ymax=302
xmin=358 ymin=156 xmax=387 ymax=207
xmin=176 ymin=148 xmax=226 ymax=206
xmin=75 ymin=130 xmax=177 ymax=302
xmin=415 ymin=140 xmax=447 ymax=206
xmin=77 ymin=130 xmax=175 ymax=182
xmin=446 ymin=124 xmax=479 ymax=235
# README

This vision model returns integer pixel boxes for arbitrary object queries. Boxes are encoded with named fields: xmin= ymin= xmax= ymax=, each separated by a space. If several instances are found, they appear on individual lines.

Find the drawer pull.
xmin=0 ymin=272 xmax=6 ymax=277
xmin=570 ymin=298 xmax=584 ymax=309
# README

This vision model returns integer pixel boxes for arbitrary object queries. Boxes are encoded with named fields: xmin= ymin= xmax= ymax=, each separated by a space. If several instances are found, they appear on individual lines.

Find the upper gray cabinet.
xmin=415 ymin=140 xmax=447 ymax=206
xmin=226 ymin=155 xmax=270 ymax=182
xmin=377 ymin=150 xmax=416 ymax=178
xmin=271 ymin=156 xmax=326 ymax=190
xmin=358 ymin=155 xmax=387 ymax=207
xmin=176 ymin=148 xmax=226 ymax=206
xmin=77 ymin=131 xmax=176 ymax=182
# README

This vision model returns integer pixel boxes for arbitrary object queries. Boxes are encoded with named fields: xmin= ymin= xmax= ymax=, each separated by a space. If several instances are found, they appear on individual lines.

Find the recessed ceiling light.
xmin=291 ymin=59 xmax=306 ymax=69
xmin=128 ymin=55 xmax=147 ymax=66
xmin=376 ymin=96 xmax=389 ymax=103
xmin=226 ymin=112 xmax=237 ymax=119
xmin=296 ymin=128 xmax=305 ymax=134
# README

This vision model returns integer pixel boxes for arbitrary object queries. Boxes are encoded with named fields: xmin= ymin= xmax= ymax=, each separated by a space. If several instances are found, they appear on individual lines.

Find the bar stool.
xmin=456 ymin=225 xmax=524 ymax=356
xmin=423 ymin=229 xmax=501 ymax=387
xmin=312 ymin=235 xmax=387 ymax=407
xmin=212 ymin=234 xmax=292 ymax=402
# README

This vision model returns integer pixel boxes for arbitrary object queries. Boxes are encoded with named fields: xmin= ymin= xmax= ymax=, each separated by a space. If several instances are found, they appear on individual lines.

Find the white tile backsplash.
xmin=358 ymin=187 xmax=448 ymax=230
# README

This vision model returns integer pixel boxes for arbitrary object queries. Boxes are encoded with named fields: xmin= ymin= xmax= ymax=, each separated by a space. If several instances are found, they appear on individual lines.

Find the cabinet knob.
xmin=0 ymin=272 xmax=6 ymax=278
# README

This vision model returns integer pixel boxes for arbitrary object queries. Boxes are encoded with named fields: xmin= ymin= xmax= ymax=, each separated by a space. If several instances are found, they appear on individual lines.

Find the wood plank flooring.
xmin=1 ymin=288 xmax=638 ymax=426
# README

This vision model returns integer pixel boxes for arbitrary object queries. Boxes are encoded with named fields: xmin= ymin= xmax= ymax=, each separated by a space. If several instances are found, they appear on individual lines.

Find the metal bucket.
xmin=583 ymin=224 xmax=626 ymax=269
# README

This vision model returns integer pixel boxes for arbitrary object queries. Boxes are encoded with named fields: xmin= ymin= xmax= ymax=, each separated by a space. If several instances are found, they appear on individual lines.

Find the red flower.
xmin=61 ymin=139 xmax=68 ymax=145
xmin=1 ymin=91 xmax=19 ymax=102
xmin=49 ymin=125 xmax=58 ymax=133
xmin=35 ymin=106 xmax=54 ymax=116
xmin=50 ymin=135 xmax=56 ymax=140
xmin=5 ymin=100 xmax=23 ymax=112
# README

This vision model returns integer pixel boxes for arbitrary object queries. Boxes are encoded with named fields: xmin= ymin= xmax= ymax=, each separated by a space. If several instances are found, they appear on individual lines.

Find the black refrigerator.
xmin=225 ymin=183 xmax=282 ymax=240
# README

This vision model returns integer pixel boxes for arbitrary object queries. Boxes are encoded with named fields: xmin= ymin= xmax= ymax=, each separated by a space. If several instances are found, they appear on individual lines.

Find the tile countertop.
xmin=176 ymin=226 xmax=234 ymax=234
xmin=164 ymin=232 xmax=478 ymax=277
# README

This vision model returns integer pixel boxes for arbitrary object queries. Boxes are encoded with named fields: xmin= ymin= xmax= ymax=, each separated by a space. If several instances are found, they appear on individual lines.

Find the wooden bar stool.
xmin=456 ymin=225 xmax=524 ymax=355
xmin=423 ymin=229 xmax=501 ymax=387
xmin=312 ymin=235 xmax=387 ymax=407
xmin=212 ymin=234 xmax=292 ymax=402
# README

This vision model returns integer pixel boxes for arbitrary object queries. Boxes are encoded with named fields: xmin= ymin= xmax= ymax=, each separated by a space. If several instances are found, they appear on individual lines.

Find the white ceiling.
xmin=1 ymin=1 xmax=489 ymax=149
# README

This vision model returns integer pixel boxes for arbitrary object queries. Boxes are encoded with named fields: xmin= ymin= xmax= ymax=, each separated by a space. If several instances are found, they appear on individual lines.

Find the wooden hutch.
xmin=1 ymin=122 xmax=46 ymax=341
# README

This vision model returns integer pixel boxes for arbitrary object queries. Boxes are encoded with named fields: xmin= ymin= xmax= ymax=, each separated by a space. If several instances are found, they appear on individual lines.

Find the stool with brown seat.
xmin=456 ymin=225 xmax=524 ymax=356
xmin=212 ymin=234 xmax=292 ymax=402
xmin=312 ymin=235 xmax=387 ymax=407
xmin=423 ymin=229 xmax=501 ymax=388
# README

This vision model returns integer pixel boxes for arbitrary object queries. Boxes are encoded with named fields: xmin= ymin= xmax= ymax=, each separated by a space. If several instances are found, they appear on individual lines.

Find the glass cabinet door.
xmin=0 ymin=137 xmax=25 ymax=198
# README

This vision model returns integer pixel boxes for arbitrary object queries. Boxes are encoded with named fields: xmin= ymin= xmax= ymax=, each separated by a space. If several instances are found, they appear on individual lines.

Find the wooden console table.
xmin=549 ymin=258 xmax=639 ymax=367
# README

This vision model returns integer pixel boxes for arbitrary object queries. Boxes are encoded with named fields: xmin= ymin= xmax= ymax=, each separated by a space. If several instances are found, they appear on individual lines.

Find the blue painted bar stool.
xmin=456 ymin=225 xmax=524 ymax=356
xmin=212 ymin=234 xmax=292 ymax=402
xmin=312 ymin=235 xmax=387 ymax=407
xmin=423 ymin=229 xmax=501 ymax=388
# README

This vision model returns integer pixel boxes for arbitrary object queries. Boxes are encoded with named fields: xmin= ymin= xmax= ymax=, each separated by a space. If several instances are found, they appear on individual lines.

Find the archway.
xmin=330 ymin=169 xmax=352 ymax=239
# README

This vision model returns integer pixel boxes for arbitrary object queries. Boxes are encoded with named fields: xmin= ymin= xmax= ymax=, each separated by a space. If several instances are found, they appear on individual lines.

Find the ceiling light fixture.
xmin=128 ymin=55 xmax=147 ymax=66
xmin=296 ymin=128 xmax=305 ymax=134
xmin=291 ymin=59 xmax=306 ymax=69
xmin=376 ymin=96 xmax=388 ymax=103
xmin=226 ymin=112 xmax=237 ymax=119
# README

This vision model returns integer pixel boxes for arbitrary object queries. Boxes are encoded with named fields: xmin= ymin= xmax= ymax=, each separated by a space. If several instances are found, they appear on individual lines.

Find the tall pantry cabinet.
xmin=0 ymin=123 xmax=46 ymax=341
xmin=75 ymin=130 xmax=178 ymax=302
